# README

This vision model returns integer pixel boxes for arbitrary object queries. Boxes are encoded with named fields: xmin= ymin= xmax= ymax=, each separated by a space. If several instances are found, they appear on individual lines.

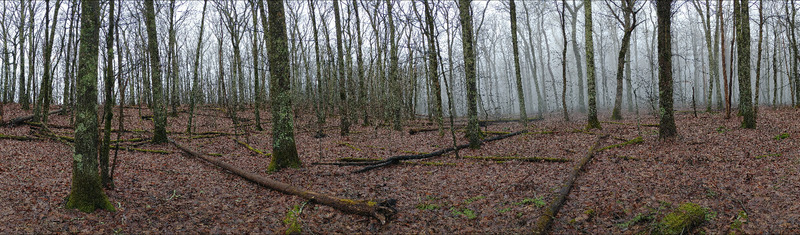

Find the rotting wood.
xmin=2 ymin=109 xmax=64 ymax=127
xmin=233 ymin=138 xmax=272 ymax=157
xmin=533 ymin=135 xmax=606 ymax=235
xmin=169 ymin=138 xmax=397 ymax=224
xmin=351 ymin=130 xmax=529 ymax=173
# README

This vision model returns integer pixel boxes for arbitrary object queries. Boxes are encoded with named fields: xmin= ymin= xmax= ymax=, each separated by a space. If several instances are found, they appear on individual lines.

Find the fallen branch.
xmin=233 ymin=138 xmax=272 ymax=157
xmin=533 ymin=135 xmax=606 ymax=235
xmin=110 ymin=146 xmax=172 ymax=154
xmin=170 ymin=139 xmax=397 ymax=224
xmin=462 ymin=155 xmax=570 ymax=163
xmin=2 ymin=109 xmax=64 ymax=127
xmin=352 ymin=130 xmax=529 ymax=173
xmin=478 ymin=117 xmax=544 ymax=126
xmin=600 ymin=121 xmax=659 ymax=127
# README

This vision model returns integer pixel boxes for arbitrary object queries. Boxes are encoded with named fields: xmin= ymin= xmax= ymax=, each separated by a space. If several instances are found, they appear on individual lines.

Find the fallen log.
xmin=352 ymin=130 xmax=529 ymax=173
xmin=233 ymin=138 xmax=272 ymax=157
xmin=0 ymin=134 xmax=38 ymax=141
xmin=533 ymin=135 xmax=606 ymax=235
xmin=408 ymin=117 xmax=544 ymax=135
xmin=2 ymin=109 xmax=64 ymax=127
xmin=169 ymin=139 xmax=397 ymax=224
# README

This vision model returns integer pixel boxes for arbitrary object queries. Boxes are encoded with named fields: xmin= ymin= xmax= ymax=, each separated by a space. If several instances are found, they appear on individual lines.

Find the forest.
xmin=0 ymin=0 xmax=799 ymax=233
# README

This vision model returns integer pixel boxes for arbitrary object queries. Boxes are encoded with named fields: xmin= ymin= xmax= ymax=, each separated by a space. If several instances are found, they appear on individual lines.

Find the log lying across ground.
xmin=2 ymin=109 xmax=64 ymax=127
xmin=170 ymin=139 xmax=397 ymax=224
xmin=351 ymin=130 xmax=529 ymax=173
xmin=533 ymin=135 xmax=606 ymax=235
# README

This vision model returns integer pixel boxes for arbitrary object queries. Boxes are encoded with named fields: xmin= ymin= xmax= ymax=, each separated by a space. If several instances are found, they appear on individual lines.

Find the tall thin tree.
xmin=144 ymin=0 xmax=168 ymax=143
xmin=459 ymin=0 xmax=483 ymax=148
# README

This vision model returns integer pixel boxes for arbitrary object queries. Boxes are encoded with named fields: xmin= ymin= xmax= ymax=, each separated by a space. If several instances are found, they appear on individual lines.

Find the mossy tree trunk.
xmin=144 ymin=0 xmax=168 ymax=144
xmin=609 ymin=0 xmax=637 ymax=120
xmin=17 ymin=0 xmax=26 ymax=110
xmin=387 ymin=0 xmax=403 ymax=131
xmin=259 ymin=0 xmax=301 ymax=171
xmin=754 ymin=0 xmax=763 ymax=115
xmin=187 ymin=0 xmax=208 ymax=135
xmin=509 ymin=0 xmax=527 ymax=127
xmin=559 ymin=0 xmax=570 ymax=122
xmin=657 ymin=0 xmax=676 ymax=139
xmin=459 ymin=0 xmax=483 ymax=148
xmin=66 ymin=0 xmax=115 ymax=213
xmin=100 ymin=0 xmax=115 ymax=189
xmin=333 ymin=0 xmax=350 ymax=135
xmin=735 ymin=0 xmax=755 ymax=128
xmin=422 ymin=0 xmax=443 ymax=132
xmin=168 ymin=0 xmax=178 ymax=117
xmin=584 ymin=0 xmax=601 ymax=129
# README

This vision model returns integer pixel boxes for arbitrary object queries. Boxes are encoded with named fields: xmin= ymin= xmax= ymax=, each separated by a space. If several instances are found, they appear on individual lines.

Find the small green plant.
xmin=283 ymin=202 xmax=306 ymax=234
xmin=729 ymin=210 xmax=748 ymax=233
xmin=658 ymin=203 xmax=710 ymax=235
xmin=716 ymin=126 xmax=730 ymax=133
xmin=515 ymin=197 xmax=546 ymax=208
xmin=450 ymin=207 xmax=477 ymax=219
xmin=416 ymin=203 xmax=440 ymax=210
xmin=498 ymin=207 xmax=512 ymax=213
xmin=774 ymin=133 xmax=790 ymax=140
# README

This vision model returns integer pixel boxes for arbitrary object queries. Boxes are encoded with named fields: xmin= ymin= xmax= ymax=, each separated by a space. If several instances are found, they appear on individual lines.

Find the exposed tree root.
xmin=533 ymin=135 xmax=606 ymax=235
xmin=170 ymin=139 xmax=397 ymax=224
xmin=349 ymin=130 xmax=529 ymax=173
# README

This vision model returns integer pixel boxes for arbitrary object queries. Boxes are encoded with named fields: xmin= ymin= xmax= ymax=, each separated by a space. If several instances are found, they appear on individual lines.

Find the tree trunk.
xmin=259 ymin=0 xmax=301 ymax=171
xmin=720 ymin=0 xmax=731 ymax=118
xmin=66 ymin=0 xmax=115 ymax=213
xmin=736 ymin=0 xmax=755 ymax=128
xmin=18 ymin=0 xmax=27 ymax=110
xmin=459 ymin=0 xmax=483 ymax=148
xmin=188 ymin=1 xmax=208 ymax=135
xmin=568 ymin=1 xmax=587 ymax=113
xmin=611 ymin=0 xmax=636 ymax=120
xmin=509 ymin=0 xmax=527 ymax=127
xmin=144 ymin=0 xmax=168 ymax=143
xmin=333 ymin=0 xmax=350 ymax=135
xmin=560 ymin=0 xmax=570 ymax=122
xmin=584 ymin=0 xmax=600 ymax=129
xmin=250 ymin=0 xmax=263 ymax=131
xmin=100 ymin=0 xmax=115 ymax=189
xmin=657 ymin=0 xmax=676 ymax=138
xmin=422 ymin=0 xmax=443 ymax=132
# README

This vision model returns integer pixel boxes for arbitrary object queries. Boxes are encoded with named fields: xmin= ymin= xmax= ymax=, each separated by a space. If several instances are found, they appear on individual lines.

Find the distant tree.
xmin=249 ymin=0 xmax=263 ymax=131
xmin=66 ymin=0 xmax=115 ymax=213
xmin=459 ymin=0 xmax=483 ymax=148
xmin=387 ymin=0 xmax=402 ymax=131
xmin=584 ymin=0 xmax=600 ymax=129
xmin=559 ymin=0 xmax=570 ymax=122
xmin=258 ymin=0 xmax=301 ymax=171
xmin=144 ymin=0 xmax=168 ymax=143
xmin=657 ymin=0 xmax=676 ymax=138
xmin=608 ymin=0 xmax=639 ymax=120
xmin=17 ymin=0 xmax=27 ymax=110
xmin=100 ymin=0 xmax=115 ymax=189
xmin=188 ymin=0 xmax=209 ymax=135
xmin=565 ymin=0 xmax=586 ymax=113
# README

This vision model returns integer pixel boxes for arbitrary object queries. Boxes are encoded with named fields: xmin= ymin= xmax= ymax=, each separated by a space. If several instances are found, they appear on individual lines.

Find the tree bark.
xmin=333 ymin=0 xmax=350 ymax=135
xmin=657 ymin=0 xmax=676 ymax=138
xmin=100 ymin=0 xmax=115 ymax=189
xmin=509 ymin=0 xmax=527 ymax=127
xmin=560 ymin=0 xmax=570 ymax=122
xmin=188 ymin=0 xmax=209 ymax=135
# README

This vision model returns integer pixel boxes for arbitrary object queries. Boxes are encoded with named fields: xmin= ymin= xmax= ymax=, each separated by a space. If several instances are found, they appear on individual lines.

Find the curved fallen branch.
xmin=170 ymin=139 xmax=397 ymax=224
xmin=533 ymin=135 xmax=606 ymax=235
xmin=352 ymin=130 xmax=529 ymax=173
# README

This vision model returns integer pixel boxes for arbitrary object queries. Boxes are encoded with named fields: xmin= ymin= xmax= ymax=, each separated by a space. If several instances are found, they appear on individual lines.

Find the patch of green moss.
xmin=774 ymin=133 xmax=790 ymax=140
xmin=729 ymin=210 xmax=748 ymax=233
xmin=514 ymin=196 xmax=546 ymax=208
xmin=450 ymin=207 xmax=477 ymax=219
xmin=336 ymin=142 xmax=361 ymax=151
xmin=658 ymin=203 xmax=710 ymax=235
xmin=283 ymin=203 xmax=305 ymax=234
xmin=464 ymin=195 xmax=485 ymax=204
xmin=716 ymin=126 xmax=730 ymax=133
xmin=755 ymin=153 xmax=781 ymax=159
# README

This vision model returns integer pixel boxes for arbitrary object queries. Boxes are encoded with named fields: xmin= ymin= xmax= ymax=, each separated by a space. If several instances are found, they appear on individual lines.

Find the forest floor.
xmin=1 ymin=103 xmax=799 ymax=234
